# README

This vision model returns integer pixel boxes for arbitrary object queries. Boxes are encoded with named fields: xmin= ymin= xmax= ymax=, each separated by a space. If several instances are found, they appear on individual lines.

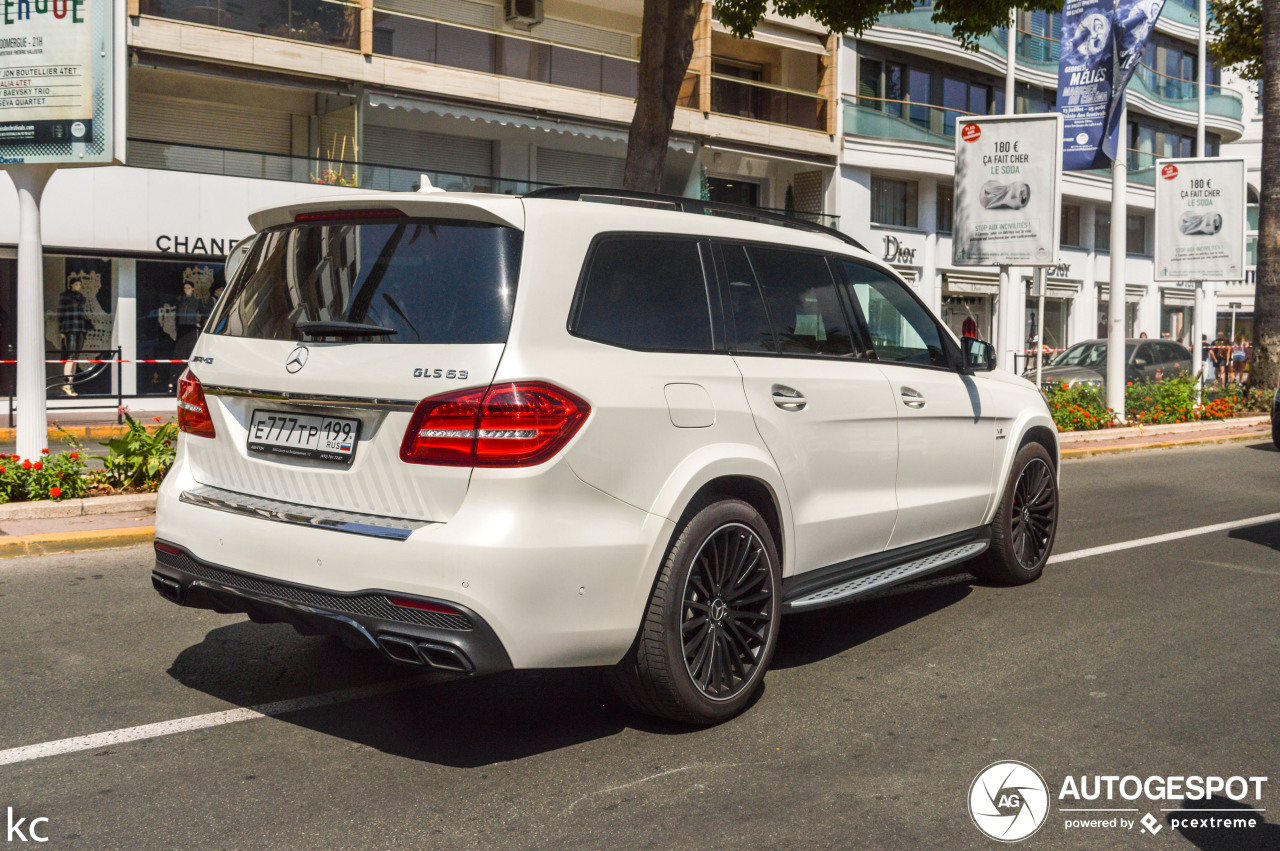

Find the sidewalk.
xmin=1059 ymin=414 xmax=1271 ymax=456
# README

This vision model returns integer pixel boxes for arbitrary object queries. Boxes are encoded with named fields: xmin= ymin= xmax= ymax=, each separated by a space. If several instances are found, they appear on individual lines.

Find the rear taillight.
xmin=177 ymin=369 xmax=216 ymax=438
xmin=400 ymin=382 xmax=589 ymax=468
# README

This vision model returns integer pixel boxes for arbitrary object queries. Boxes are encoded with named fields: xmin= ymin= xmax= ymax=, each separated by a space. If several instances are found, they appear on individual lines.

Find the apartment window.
xmin=1095 ymin=211 xmax=1110 ymax=252
xmin=936 ymin=184 xmax=954 ymax=233
xmin=1062 ymin=205 xmax=1082 ymax=247
xmin=859 ymin=58 xmax=905 ymax=116
xmin=872 ymin=177 xmax=919 ymax=228
xmin=1128 ymin=214 xmax=1149 ymax=256
xmin=1015 ymin=83 xmax=1056 ymax=114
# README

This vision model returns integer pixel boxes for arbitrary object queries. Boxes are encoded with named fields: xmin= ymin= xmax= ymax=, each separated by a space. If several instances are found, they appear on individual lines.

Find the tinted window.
xmin=716 ymin=244 xmax=775 ymax=353
xmin=572 ymin=238 xmax=713 ymax=351
xmin=841 ymin=261 xmax=947 ymax=367
xmin=214 ymin=219 xmax=522 ymax=344
xmin=1161 ymin=342 xmax=1190 ymax=363
xmin=1134 ymin=343 xmax=1157 ymax=364
xmin=745 ymin=247 xmax=854 ymax=357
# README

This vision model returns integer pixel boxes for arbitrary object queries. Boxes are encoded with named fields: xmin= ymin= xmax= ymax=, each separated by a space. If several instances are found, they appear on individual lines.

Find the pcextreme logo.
xmin=968 ymin=761 xmax=1050 ymax=842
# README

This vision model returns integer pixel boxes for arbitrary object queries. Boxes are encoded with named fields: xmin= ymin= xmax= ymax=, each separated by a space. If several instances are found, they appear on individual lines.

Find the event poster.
xmin=0 ymin=0 xmax=121 ymax=165
xmin=1154 ymin=158 xmax=1246 ymax=282
xmin=1058 ymin=0 xmax=1166 ymax=171
xmin=952 ymin=114 xmax=1063 ymax=267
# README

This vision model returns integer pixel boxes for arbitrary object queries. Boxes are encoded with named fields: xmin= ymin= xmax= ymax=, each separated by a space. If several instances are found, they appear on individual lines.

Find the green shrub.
xmin=95 ymin=414 xmax=177 ymax=492
xmin=1125 ymin=375 xmax=1199 ymax=425
xmin=0 ymin=450 xmax=89 ymax=503
xmin=1043 ymin=382 xmax=1113 ymax=431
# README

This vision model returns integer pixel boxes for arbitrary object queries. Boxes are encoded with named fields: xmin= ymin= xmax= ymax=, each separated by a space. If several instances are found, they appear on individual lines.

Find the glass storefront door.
xmin=942 ymin=293 xmax=992 ymax=341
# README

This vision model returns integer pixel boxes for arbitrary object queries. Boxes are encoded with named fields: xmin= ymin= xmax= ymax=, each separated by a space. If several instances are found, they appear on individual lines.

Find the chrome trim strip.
xmin=788 ymin=541 xmax=988 ymax=608
xmin=179 ymin=485 xmax=433 ymax=541
xmin=201 ymin=384 xmax=419 ymax=412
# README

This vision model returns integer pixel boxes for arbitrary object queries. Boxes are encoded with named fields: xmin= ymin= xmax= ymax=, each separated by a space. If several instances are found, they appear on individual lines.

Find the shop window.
xmin=136 ymin=260 xmax=226 ymax=397
xmin=942 ymin=293 xmax=992 ymax=342
xmin=45 ymin=257 xmax=115 ymax=398
xmin=871 ymin=176 xmax=918 ymax=228
xmin=1062 ymin=205 xmax=1082 ymax=247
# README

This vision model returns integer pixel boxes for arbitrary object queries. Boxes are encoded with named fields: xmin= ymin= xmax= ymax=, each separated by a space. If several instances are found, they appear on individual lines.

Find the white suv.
xmin=153 ymin=188 xmax=1059 ymax=724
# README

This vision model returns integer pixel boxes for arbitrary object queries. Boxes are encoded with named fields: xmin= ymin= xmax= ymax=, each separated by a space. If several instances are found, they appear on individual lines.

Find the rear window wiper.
xmin=296 ymin=320 xmax=397 ymax=337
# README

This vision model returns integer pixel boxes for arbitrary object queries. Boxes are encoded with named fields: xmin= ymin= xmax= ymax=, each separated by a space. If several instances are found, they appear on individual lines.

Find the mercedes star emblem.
xmin=285 ymin=346 xmax=309 ymax=373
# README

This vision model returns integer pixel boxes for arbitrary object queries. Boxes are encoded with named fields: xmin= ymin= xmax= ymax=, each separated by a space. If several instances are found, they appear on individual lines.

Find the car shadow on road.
xmin=166 ymin=620 xmax=677 ymax=767
xmin=1166 ymin=796 xmax=1278 ymax=849
xmin=1227 ymin=520 xmax=1280 ymax=553
xmin=772 ymin=570 xmax=974 ymax=670
xmin=1243 ymin=441 xmax=1276 ymax=453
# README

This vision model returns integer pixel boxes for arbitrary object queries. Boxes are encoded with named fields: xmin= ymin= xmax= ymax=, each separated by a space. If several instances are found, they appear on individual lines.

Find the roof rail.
xmin=523 ymin=186 xmax=866 ymax=252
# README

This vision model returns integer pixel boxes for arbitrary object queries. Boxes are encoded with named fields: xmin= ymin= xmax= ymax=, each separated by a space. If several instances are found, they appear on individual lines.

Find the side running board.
xmin=782 ymin=528 xmax=990 ymax=612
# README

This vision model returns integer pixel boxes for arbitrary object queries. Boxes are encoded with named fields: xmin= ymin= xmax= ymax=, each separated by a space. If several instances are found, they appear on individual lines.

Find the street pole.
xmin=999 ymin=10 xmax=1017 ymax=371
xmin=1191 ymin=0 xmax=1208 ymax=403
xmin=1191 ymin=281 xmax=1203 ymax=396
xmin=1035 ymin=268 xmax=1046 ymax=388
xmin=10 ymin=165 xmax=55 ymax=460
xmin=1106 ymin=104 xmax=1127 ymax=421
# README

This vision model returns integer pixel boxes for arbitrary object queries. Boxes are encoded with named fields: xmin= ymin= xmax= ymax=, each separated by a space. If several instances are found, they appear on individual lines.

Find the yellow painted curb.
xmin=0 ymin=526 xmax=155 ymax=558
xmin=1062 ymin=430 xmax=1270 ymax=458
xmin=0 ymin=423 xmax=170 ymax=444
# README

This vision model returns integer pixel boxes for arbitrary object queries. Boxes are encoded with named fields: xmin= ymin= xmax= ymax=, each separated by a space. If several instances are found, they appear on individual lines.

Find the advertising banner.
xmin=952 ymin=114 xmax=1063 ymax=267
xmin=1154 ymin=157 xmax=1246 ymax=282
xmin=0 ymin=0 xmax=124 ymax=166
xmin=1058 ymin=0 xmax=1165 ymax=171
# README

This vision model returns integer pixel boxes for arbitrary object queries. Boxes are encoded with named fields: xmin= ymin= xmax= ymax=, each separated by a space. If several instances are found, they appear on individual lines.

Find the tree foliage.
xmin=1208 ymin=0 xmax=1261 ymax=80
xmin=623 ymin=0 xmax=1057 ymax=192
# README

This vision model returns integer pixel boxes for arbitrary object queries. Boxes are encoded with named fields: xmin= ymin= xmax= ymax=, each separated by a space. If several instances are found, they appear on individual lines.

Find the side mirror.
xmin=1133 ymin=357 xmax=1148 ymax=367
xmin=961 ymin=336 xmax=996 ymax=373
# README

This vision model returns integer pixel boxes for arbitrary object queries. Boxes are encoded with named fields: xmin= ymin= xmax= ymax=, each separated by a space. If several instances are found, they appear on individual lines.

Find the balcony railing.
xmin=876 ymin=4 xmax=1009 ymax=56
xmin=844 ymin=96 xmax=976 ymax=147
xmin=1015 ymin=29 xmax=1059 ymax=66
xmin=370 ymin=10 xmax=638 ymax=99
xmin=709 ymin=75 xmax=826 ymax=132
xmin=139 ymin=0 xmax=360 ymax=50
xmin=1131 ymin=65 xmax=1243 ymax=120
xmin=127 ymin=138 xmax=551 ymax=195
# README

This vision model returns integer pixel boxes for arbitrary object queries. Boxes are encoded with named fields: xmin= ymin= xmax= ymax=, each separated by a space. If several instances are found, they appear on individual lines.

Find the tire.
xmin=970 ymin=442 xmax=1058 ymax=585
xmin=609 ymin=497 xmax=781 ymax=725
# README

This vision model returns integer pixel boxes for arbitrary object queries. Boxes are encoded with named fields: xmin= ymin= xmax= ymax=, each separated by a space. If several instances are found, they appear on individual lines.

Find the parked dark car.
xmin=1026 ymin=338 xmax=1192 ymax=390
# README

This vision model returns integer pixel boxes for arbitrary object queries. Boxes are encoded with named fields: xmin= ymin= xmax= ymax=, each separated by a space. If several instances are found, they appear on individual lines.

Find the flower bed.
xmin=0 ymin=415 xmax=177 ymax=505
xmin=1044 ymin=375 xmax=1265 ymax=432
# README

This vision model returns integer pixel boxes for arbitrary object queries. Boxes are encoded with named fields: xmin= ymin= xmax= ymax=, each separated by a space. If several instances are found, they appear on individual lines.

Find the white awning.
xmin=712 ymin=20 xmax=829 ymax=55
xmin=367 ymin=93 xmax=696 ymax=152
xmin=944 ymin=271 xmax=1000 ymax=295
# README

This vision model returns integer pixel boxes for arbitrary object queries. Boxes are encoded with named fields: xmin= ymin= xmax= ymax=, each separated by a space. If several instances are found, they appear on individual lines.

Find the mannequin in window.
xmin=56 ymin=279 xmax=89 ymax=396
xmin=174 ymin=281 xmax=205 ymax=360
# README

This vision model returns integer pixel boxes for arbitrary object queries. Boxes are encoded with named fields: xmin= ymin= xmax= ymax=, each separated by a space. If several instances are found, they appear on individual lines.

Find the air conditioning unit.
xmin=505 ymin=0 xmax=543 ymax=29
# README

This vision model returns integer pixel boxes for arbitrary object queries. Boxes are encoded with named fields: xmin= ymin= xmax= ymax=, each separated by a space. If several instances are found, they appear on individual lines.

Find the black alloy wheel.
xmin=1010 ymin=458 xmax=1056 ymax=570
xmin=680 ymin=522 xmax=774 ymax=701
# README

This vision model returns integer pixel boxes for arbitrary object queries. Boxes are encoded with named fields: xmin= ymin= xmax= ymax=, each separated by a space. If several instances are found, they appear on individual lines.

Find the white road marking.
xmin=0 ymin=674 xmax=434 ymax=768
xmin=1049 ymin=511 xmax=1280 ymax=564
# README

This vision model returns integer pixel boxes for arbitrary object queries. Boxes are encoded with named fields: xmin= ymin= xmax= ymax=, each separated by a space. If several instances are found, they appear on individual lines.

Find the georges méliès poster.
xmin=0 ymin=0 xmax=95 ymax=149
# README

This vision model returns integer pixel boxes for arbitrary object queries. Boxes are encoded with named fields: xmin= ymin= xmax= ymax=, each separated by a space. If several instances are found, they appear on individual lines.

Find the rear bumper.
xmin=153 ymin=542 xmax=513 ymax=675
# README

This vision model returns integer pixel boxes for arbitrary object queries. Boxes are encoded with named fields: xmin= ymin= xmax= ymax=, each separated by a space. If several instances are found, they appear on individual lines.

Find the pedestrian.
xmin=1212 ymin=330 xmax=1229 ymax=385
xmin=1161 ymin=331 xmax=1172 ymax=339
xmin=1139 ymin=331 xmax=1149 ymax=338
xmin=1230 ymin=334 xmax=1249 ymax=385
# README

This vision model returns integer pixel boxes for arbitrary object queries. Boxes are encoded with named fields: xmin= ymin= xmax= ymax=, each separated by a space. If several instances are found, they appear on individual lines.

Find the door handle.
xmin=900 ymin=386 xmax=926 ymax=409
xmin=771 ymin=385 xmax=807 ymax=411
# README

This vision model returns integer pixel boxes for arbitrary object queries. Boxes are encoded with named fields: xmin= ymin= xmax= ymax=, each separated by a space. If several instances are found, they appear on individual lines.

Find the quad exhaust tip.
xmin=376 ymin=634 xmax=474 ymax=673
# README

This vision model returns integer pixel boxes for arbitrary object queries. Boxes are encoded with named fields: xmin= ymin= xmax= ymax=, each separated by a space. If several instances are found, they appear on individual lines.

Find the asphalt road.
xmin=1 ymin=442 xmax=1279 ymax=850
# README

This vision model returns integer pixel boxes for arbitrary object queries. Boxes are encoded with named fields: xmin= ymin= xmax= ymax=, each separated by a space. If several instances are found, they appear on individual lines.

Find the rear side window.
xmin=745 ymin=247 xmax=855 ymax=357
xmin=571 ymin=237 xmax=714 ymax=352
xmin=716 ymin=244 xmax=775 ymax=353
xmin=213 ymin=219 xmax=522 ymax=344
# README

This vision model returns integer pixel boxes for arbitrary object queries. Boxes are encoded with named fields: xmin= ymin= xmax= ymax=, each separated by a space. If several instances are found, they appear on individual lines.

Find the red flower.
xmin=0 ymin=467 xmax=6 ymax=474
xmin=49 ymin=486 xmax=61 ymax=498
xmin=33 ymin=461 xmax=43 ymax=471
xmin=21 ymin=460 xmax=31 ymax=470
xmin=153 ymin=416 xmax=163 ymax=422
xmin=69 ymin=453 xmax=78 ymax=460
xmin=9 ymin=454 xmax=16 ymax=461
xmin=40 ymin=448 xmax=49 ymax=455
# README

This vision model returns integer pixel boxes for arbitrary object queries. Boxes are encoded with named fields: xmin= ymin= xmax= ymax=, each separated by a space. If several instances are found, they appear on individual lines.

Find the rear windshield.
xmin=212 ymin=218 xmax=523 ymax=344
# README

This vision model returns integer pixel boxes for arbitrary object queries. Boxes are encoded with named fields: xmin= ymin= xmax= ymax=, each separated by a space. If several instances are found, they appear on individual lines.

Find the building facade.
xmin=0 ymin=0 xmax=1252 ymax=407
xmin=835 ymin=1 xmax=1246 ymax=371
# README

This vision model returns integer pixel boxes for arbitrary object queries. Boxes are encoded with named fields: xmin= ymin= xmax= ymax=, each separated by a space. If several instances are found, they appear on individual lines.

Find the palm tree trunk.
xmin=1251 ymin=0 xmax=1280 ymax=392
xmin=623 ymin=0 xmax=702 ymax=192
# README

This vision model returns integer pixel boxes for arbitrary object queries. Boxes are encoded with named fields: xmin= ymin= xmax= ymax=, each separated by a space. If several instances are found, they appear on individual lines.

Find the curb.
xmin=1062 ymin=428 xmax=1271 ymax=458
xmin=0 ymin=423 xmax=171 ymax=444
xmin=0 ymin=493 xmax=157 ymax=521
xmin=1059 ymin=414 xmax=1271 ymax=445
xmin=0 ymin=526 xmax=155 ymax=559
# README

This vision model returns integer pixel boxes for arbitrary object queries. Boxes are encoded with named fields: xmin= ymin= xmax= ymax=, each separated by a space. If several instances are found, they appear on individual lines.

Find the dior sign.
xmin=882 ymin=235 xmax=917 ymax=265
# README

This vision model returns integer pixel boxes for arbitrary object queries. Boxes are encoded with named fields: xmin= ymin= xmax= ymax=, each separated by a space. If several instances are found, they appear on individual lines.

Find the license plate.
xmin=247 ymin=410 xmax=360 ymax=464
